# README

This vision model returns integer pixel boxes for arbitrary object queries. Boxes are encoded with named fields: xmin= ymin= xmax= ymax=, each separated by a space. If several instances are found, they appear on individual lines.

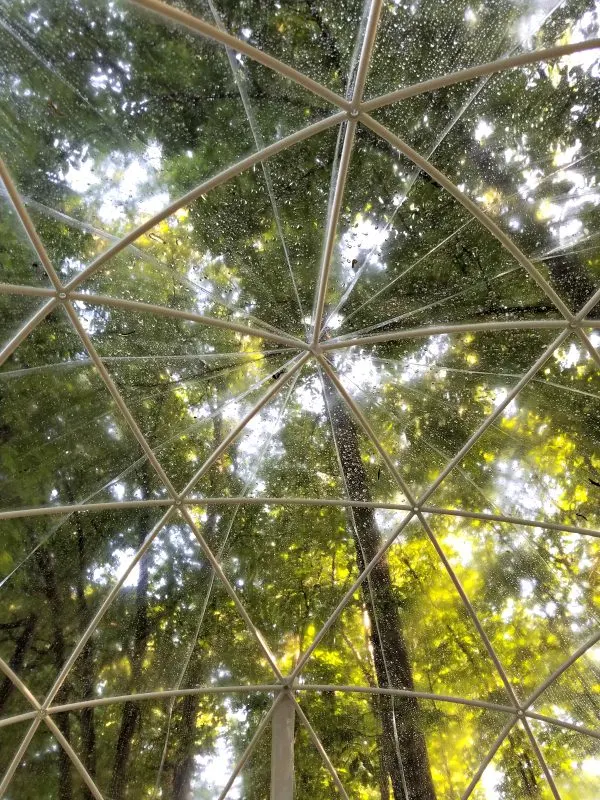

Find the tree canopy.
xmin=1 ymin=0 xmax=600 ymax=798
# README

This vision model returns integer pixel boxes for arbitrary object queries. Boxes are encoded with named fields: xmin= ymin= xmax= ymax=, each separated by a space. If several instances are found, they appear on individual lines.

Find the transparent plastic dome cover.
xmin=1 ymin=0 xmax=600 ymax=798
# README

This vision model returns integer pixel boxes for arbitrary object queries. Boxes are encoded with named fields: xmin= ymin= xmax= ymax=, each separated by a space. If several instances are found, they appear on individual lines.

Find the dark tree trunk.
xmin=36 ymin=551 xmax=73 ymax=800
xmin=507 ymin=733 xmax=542 ymax=797
xmin=0 ymin=614 xmax=36 ymax=714
xmin=109 ymin=499 xmax=153 ymax=800
xmin=171 ymin=659 xmax=204 ymax=800
xmin=169 ymin=419 xmax=221 ymax=800
xmin=324 ymin=377 xmax=436 ymax=800
xmin=110 ymin=701 xmax=142 ymax=800
xmin=75 ymin=519 xmax=96 ymax=795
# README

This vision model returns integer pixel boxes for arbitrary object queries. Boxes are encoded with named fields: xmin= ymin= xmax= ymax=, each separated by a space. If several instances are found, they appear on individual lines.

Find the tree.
xmin=1 ymin=0 xmax=600 ymax=798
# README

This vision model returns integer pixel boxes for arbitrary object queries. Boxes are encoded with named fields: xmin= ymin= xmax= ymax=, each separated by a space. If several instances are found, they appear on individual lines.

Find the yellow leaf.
xmin=574 ymin=484 xmax=588 ymax=504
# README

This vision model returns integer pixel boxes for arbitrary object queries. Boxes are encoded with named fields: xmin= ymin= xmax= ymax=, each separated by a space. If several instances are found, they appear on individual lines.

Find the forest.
xmin=0 ymin=0 xmax=600 ymax=798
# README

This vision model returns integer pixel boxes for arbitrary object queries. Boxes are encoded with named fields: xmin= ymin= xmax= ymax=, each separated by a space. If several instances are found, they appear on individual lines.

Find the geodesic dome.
xmin=1 ymin=0 xmax=600 ymax=798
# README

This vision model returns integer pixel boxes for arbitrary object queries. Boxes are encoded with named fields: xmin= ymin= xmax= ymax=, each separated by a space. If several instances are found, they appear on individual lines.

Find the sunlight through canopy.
xmin=1 ymin=0 xmax=600 ymax=798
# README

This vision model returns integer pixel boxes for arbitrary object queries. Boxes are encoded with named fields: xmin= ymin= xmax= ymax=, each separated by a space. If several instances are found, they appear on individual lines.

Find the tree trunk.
xmin=110 ymin=701 xmax=142 ymax=800
xmin=109 ymin=501 xmax=153 ymax=800
xmin=75 ymin=519 xmax=96 ymax=795
xmin=0 ymin=614 xmax=36 ymax=714
xmin=36 ymin=551 xmax=73 ymax=800
xmin=507 ymin=733 xmax=542 ymax=797
xmin=171 ymin=658 xmax=204 ymax=800
xmin=324 ymin=377 xmax=436 ymax=800
xmin=169 ymin=417 xmax=222 ymax=800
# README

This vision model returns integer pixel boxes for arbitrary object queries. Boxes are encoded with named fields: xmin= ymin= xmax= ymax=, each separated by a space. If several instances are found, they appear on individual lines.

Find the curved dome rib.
xmin=130 ymin=0 xmax=350 ymax=111
xmin=364 ymin=38 xmax=600 ymax=112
